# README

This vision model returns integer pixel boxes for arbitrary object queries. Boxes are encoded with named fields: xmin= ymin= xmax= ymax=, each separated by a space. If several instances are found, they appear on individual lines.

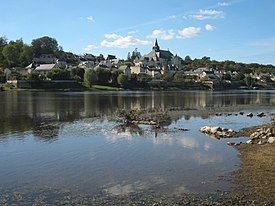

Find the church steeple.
xmin=152 ymin=38 xmax=160 ymax=52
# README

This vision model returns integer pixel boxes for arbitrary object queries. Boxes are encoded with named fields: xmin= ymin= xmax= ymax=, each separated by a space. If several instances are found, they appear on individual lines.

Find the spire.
xmin=153 ymin=38 xmax=160 ymax=52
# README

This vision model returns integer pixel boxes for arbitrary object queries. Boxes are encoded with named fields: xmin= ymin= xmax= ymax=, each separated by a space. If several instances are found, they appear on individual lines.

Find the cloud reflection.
xmin=178 ymin=136 xmax=199 ymax=149
xmin=193 ymin=152 xmax=222 ymax=165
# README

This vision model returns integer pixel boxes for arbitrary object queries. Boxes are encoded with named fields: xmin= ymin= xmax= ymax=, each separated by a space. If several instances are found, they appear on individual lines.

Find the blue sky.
xmin=1 ymin=0 xmax=275 ymax=65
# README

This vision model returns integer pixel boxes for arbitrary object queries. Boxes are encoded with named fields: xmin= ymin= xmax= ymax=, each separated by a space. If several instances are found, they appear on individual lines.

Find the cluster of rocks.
xmin=215 ymin=112 xmax=266 ymax=118
xmin=227 ymin=127 xmax=275 ymax=146
xmin=199 ymin=126 xmax=237 ymax=138
xmin=248 ymin=128 xmax=275 ymax=145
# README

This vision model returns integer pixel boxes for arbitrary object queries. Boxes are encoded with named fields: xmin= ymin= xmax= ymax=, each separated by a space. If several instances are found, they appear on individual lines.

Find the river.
xmin=0 ymin=90 xmax=274 ymax=204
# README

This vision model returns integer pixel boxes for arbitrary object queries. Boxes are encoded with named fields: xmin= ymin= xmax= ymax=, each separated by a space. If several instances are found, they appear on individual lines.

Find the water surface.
xmin=0 ymin=90 xmax=274 ymax=199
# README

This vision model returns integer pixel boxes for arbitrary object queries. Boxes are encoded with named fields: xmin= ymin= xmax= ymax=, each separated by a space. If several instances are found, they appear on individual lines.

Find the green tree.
xmin=117 ymin=73 xmax=129 ymax=87
xmin=46 ymin=68 xmax=71 ymax=80
xmin=20 ymin=45 xmax=33 ymax=67
xmin=235 ymin=72 xmax=245 ymax=81
xmin=2 ymin=44 xmax=20 ymax=67
xmin=26 ymin=71 xmax=42 ymax=80
xmin=32 ymin=36 xmax=59 ymax=57
xmin=96 ymin=68 xmax=111 ymax=85
xmin=84 ymin=69 xmax=98 ymax=87
xmin=71 ymin=67 xmax=85 ymax=80
xmin=223 ymin=73 xmax=231 ymax=80
xmin=6 ymin=70 xmax=23 ymax=80
xmin=245 ymin=76 xmax=253 ymax=87
xmin=0 ymin=37 xmax=8 ymax=67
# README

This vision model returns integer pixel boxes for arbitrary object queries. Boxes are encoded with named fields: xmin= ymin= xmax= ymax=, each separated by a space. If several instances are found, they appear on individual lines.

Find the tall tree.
xmin=0 ymin=37 xmax=8 ymax=67
xmin=2 ymin=43 xmax=21 ymax=67
xmin=31 ymin=36 xmax=59 ymax=57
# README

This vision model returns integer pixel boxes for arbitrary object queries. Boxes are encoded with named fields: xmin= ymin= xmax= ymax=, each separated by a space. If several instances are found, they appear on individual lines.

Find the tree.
xmin=0 ymin=37 xmax=7 ymax=67
xmin=31 ymin=36 xmax=59 ymax=57
xmin=184 ymin=56 xmax=192 ymax=65
xmin=46 ymin=68 xmax=71 ymax=80
xmin=117 ymin=73 xmax=129 ymax=87
xmin=71 ymin=67 xmax=85 ymax=80
xmin=223 ymin=73 xmax=232 ymax=81
xmin=6 ymin=70 xmax=23 ymax=80
xmin=84 ymin=69 xmax=98 ymax=87
xmin=96 ymin=68 xmax=111 ymax=85
xmin=245 ymin=76 xmax=253 ymax=87
xmin=2 ymin=44 xmax=20 ymax=67
xmin=20 ymin=45 xmax=33 ymax=67
xmin=26 ymin=71 xmax=43 ymax=80
xmin=234 ymin=72 xmax=245 ymax=81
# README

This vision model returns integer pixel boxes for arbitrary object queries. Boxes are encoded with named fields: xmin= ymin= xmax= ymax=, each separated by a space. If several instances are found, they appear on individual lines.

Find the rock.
xmin=227 ymin=142 xmax=235 ymax=146
xmin=210 ymin=126 xmax=221 ymax=134
xmin=215 ymin=113 xmax=222 ymax=116
xmin=200 ymin=126 xmax=236 ymax=138
xmin=268 ymin=137 xmax=275 ymax=144
xmin=250 ymin=132 xmax=260 ymax=139
xmin=239 ymin=112 xmax=244 ymax=115
xmin=175 ymin=127 xmax=189 ymax=131
xmin=247 ymin=112 xmax=254 ymax=117
xmin=258 ymin=140 xmax=267 ymax=145
xmin=246 ymin=140 xmax=253 ymax=144
xmin=257 ymin=112 xmax=265 ymax=117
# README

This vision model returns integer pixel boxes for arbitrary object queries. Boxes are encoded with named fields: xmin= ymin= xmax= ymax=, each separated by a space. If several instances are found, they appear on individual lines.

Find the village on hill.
xmin=0 ymin=36 xmax=275 ymax=90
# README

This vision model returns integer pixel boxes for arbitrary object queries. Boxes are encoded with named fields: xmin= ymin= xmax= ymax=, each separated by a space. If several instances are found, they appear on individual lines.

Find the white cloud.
xmin=190 ymin=9 xmax=224 ymax=20
xmin=205 ymin=24 xmax=216 ymax=31
xmin=87 ymin=16 xmax=94 ymax=22
xmin=101 ymin=34 xmax=152 ymax=48
xmin=128 ymin=30 xmax=139 ymax=34
xmin=178 ymin=27 xmax=201 ymax=38
xmin=147 ymin=29 xmax=175 ymax=40
xmin=168 ymin=15 xmax=176 ymax=19
xmin=218 ymin=2 xmax=229 ymax=6
xmin=84 ymin=44 xmax=98 ymax=51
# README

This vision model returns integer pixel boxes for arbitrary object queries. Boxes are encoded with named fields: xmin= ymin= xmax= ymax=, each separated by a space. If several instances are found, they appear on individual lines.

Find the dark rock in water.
xmin=257 ymin=112 xmax=265 ymax=117
xmin=239 ymin=112 xmax=244 ymax=115
xmin=175 ymin=127 xmax=189 ymax=131
xmin=247 ymin=112 xmax=254 ymax=118
xmin=215 ymin=113 xmax=222 ymax=116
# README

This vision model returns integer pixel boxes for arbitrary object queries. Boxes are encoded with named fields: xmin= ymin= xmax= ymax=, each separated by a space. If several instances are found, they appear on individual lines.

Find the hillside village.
xmin=0 ymin=36 xmax=275 ymax=90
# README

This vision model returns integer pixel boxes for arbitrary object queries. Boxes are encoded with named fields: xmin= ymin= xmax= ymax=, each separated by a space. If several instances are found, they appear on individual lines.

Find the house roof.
xmin=35 ymin=64 xmax=56 ymax=71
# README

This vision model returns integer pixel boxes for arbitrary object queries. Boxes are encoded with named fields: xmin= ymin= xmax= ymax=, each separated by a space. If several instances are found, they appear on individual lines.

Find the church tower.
xmin=152 ymin=39 xmax=160 ymax=52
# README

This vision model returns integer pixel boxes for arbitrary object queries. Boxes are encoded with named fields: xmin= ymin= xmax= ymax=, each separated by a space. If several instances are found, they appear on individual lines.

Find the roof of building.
xmin=35 ymin=64 xmax=56 ymax=71
xmin=143 ymin=39 xmax=173 ymax=61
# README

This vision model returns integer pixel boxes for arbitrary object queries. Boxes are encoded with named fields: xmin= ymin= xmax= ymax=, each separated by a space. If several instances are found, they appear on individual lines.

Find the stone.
xmin=268 ymin=137 xmax=275 ymax=144
xmin=239 ymin=112 xmax=244 ymax=115
xmin=257 ymin=112 xmax=265 ymax=117
xmin=247 ymin=112 xmax=254 ymax=117
xmin=246 ymin=140 xmax=253 ymax=144
xmin=227 ymin=142 xmax=235 ymax=146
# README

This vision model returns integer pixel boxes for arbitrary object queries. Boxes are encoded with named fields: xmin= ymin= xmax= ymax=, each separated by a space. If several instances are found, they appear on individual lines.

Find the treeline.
xmin=0 ymin=36 xmax=80 ymax=68
xmin=182 ymin=56 xmax=275 ymax=74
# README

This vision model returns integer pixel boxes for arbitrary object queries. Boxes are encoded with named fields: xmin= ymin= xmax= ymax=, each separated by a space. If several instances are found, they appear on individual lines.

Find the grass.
xmin=91 ymin=85 xmax=122 ymax=91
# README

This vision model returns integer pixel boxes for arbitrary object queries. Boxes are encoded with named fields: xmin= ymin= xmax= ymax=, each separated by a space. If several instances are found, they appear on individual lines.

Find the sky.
xmin=1 ymin=0 xmax=275 ymax=65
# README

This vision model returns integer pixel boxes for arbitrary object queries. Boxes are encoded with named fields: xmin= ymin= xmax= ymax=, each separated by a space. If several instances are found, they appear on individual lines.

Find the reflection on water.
xmin=0 ymin=90 xmax=274 ymax=200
